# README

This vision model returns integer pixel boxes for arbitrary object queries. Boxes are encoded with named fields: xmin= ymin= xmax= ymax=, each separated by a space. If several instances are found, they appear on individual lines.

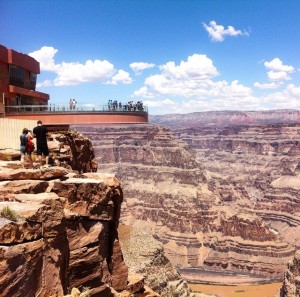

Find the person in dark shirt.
xmin=33 ymin=120 xmax=50 ymax=168
xmin=20 ymin=128 xmax=33 ymax=168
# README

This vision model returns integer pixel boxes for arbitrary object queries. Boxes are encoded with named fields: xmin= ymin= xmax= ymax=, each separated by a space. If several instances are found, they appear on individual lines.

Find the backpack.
xmin=26 ymin=138 xmax=35 ymax=153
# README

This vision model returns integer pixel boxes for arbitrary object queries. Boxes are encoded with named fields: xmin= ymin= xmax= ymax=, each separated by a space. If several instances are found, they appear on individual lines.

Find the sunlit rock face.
xmin=73 ymin=123 xmax=295 ymax=282
xmin=0 ymin=166 xmax=127 ymax=297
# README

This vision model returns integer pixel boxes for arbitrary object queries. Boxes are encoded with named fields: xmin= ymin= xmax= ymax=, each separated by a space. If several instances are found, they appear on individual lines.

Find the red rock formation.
xmin=0 ymin=167 xmax=127 ymax=297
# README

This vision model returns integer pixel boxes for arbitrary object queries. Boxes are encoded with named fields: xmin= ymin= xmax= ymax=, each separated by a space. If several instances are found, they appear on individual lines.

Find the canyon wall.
xmin=73 ymin=123 xmax=295 ymax=283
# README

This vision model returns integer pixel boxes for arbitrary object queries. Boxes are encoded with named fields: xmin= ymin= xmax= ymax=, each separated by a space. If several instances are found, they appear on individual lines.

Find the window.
xmin=29 ymin=72 xmax=37 ymax=90
xmin=9 ymin=65 xmax=24 ymax=87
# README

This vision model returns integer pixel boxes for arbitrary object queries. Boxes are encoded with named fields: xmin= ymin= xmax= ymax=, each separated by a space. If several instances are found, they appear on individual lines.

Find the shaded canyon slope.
xmin=73 ymin=123 xmax=295 ymax=282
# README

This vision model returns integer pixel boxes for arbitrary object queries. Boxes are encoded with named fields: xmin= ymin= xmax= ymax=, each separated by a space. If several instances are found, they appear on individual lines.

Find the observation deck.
xmin=4 ymin=103 xmax=148 ymax=125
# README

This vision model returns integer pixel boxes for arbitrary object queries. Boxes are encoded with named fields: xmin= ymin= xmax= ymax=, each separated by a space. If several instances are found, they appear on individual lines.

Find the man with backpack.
xmin=33 ymin=120 xmax=50 ymax=168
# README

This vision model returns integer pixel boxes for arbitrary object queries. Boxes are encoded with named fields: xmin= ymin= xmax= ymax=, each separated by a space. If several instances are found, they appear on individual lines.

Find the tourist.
xmin=72 ymin=99 xmax=77 ymax=110
xmin=20 ymin=128 xmax=33 ymax=169
xmin=33 ymin=120 xmax=50 ymax=168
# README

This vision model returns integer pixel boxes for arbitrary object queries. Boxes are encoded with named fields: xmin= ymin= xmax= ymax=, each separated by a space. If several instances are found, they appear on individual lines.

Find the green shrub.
xmin=0 ymin=206 xmax=19 ymax=222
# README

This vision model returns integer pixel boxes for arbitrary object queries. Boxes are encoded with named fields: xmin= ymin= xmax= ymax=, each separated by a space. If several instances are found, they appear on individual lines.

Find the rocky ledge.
xmin=0 ymin=165 xmax=129 ymax=296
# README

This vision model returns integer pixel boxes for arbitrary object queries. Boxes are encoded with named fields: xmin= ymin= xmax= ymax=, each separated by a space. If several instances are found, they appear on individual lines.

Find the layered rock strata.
xmin=172 ymin=124 xmax=300 ymax=250
xmin=73 ymin=124 xmax=294 ymax=282
xmin=0 ymin=166 xmax=127 ymax=297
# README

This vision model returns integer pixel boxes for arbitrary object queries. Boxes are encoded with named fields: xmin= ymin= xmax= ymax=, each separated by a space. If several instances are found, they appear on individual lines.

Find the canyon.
xmin=1 ymin=109 xmax=300 ymax=296
xmin=73 ymin=110 xmax=300 ymax=287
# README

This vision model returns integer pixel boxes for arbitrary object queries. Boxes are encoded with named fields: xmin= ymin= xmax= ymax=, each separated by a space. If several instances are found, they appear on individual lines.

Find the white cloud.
xmin=133 ymin=54 xmax=262 ymax=114
xmin=265 ymin=58 xmax=295 ymax=82
xmin=144 ymin=98 xmax=176 ymax=108
xmin=264 ymin=58 xmax=294 ymax=73
xmin=28 ymin=46 xmax=125 ymax=86
xmin=210 ymin=80 xmax=252 ymax=98
xmin=160 ymin=54 xmax=218 ymax=79
xmin=136 ymin=54 xmax=219 ymax=97
xmin=263 ymin=84 xmax=300 ymax=109
xmin=107 ymin=69 xmax=132 ymax=85
xmin=254 ymin=58 xmax=295 ymax=88
xmin=132 ymin=86 xmax=155 ymax=98
xmin=54 ymin=60 xmax=115 ymax=86
xmin=203 ymin=20 xmax=249 ymax=42
xmin=267 ymin=70 xmax=291 ymax=81
xmin=36 ymin=80 xmax=53 ymax=88
xmin=130 ymin=62 xmax=155 ymax=75
xmin=29 ymin=46 xmax=59 ymax=72
xmin=254 ymin=82 xmax=280 ymax=89
xmin=134 ymin=54 xmax=253 ymax=100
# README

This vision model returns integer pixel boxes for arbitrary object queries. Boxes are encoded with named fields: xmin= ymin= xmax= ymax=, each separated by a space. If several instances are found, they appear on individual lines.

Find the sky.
xmin=1 ymin=0 xmax=300 ymax=115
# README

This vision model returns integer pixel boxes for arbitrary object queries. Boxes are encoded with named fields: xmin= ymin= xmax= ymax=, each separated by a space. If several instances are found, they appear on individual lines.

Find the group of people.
xmin=69 ymin=99 xmax=77 ymax=111
xmin=107 ymin=100 xmax=144 ymax=112
xmin=20 ymin=120 xmax=49 ymax=169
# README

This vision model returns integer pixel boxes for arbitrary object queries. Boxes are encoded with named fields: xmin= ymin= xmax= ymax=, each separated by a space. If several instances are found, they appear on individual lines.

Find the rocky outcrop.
xmin=0 ymin=165 xmax=128 ymax=297
xmin=280 ymin=251 xmax=300 ymax=297
xmin=73 ymin=124 xmax=294 ymax=283
xmin=119 ymin=225 xmax=193 ymax=297
xmin=0 ymin=129 xmax=98 ymax=172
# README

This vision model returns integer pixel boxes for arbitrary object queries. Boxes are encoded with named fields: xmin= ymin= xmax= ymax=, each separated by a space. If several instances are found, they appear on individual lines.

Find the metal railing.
xmin=5 ymin=104 xmax=148 ymax=114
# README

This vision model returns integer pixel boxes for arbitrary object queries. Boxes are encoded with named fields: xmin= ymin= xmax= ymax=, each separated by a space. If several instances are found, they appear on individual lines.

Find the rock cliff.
xmin=0 ymin=129 xmax=196 ymax=297
xmin=73 ymin=124 xmax=294 ymax=283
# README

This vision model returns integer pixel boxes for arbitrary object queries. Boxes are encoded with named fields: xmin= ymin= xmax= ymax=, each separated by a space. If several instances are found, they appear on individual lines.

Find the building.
xmin=0 ymin=44 xmax=49 ymax=118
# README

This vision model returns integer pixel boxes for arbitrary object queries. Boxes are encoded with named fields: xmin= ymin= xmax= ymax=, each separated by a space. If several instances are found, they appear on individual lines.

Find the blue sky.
xmin=1 ymin=0 xmax=300 ymax=115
